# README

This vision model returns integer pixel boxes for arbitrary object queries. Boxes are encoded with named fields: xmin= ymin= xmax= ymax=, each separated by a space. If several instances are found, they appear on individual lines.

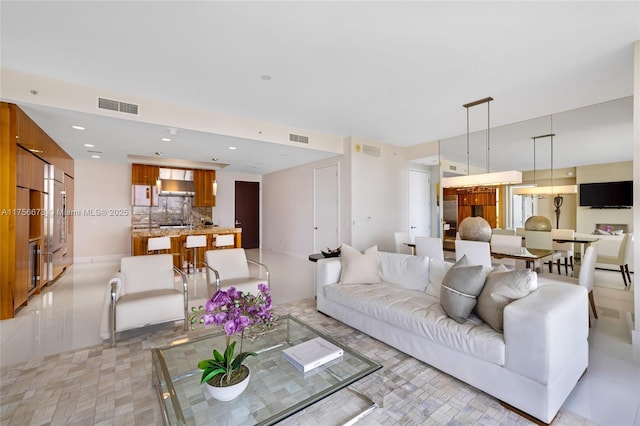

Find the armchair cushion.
xmin=205 ymin=248 xmax=250 ymax=283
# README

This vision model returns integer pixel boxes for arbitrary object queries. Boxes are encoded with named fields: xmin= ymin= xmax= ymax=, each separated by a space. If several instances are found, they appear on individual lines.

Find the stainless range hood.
xmin=157 ymin=168 xmax=196 ymax=196
xmin=158 ymin=179 xmax=195 ymax=196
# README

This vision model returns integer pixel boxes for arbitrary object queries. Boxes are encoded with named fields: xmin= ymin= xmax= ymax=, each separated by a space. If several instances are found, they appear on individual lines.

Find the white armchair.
xmin=204 ymin=248 xmax=270 ymax=294
xmin=100 ymin=254 xmax=188 ymax=346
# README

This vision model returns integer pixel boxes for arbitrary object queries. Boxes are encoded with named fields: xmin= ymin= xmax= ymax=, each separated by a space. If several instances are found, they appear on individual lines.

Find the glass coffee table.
xmin=152 ymin=315 xmax=383 ymax=425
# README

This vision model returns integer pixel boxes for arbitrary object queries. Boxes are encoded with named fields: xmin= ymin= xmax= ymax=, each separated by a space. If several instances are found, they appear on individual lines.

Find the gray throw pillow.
xmin=440 ymin=255 xmax=486 ymax=323
xmin=476 ymin=269 xmax=534 ymax=332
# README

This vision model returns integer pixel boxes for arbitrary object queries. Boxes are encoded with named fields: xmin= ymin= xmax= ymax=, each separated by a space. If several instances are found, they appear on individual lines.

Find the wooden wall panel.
xmin=1 ymin=102 xmax=17 ymax=319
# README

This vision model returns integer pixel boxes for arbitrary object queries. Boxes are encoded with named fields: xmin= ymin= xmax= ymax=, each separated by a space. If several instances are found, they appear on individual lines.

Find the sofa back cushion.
xmin=378 ymin=251 xmax=430 ymax=291
xmin=425 ymin=258 xmax=454 ymax=298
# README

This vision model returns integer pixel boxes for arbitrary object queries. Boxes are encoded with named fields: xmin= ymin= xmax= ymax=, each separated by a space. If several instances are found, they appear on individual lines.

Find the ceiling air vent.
xmin=289 ymin=133 xmax=309 ymax=144
xmin=98 ymin=97 xmax=139 ymax=115
xmin=362 ymin=144 xmax=380 ymax=157
xmin=86 ymin=149 xmax=103 ymax=154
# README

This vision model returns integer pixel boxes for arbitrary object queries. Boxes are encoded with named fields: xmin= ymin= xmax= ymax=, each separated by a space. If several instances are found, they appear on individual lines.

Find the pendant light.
xmin=441 ymin=97 xmax=522 ymax=188
xmin=513 ymin=118 xmax=577 ymax=196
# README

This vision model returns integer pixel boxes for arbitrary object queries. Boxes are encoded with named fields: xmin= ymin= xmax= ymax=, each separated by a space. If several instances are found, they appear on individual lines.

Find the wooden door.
xmin=234 ymin=181 xmax=260 ymax=249
xmin=15 ymin=187 xmax=30 ymax=309
xmin=314 ymin=164 xmax=340 ymax=252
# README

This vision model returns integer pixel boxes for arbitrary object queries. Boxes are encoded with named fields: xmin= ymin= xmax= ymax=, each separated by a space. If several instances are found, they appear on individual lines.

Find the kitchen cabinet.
xmin=131 ymin=164 xmax=159 ymax=206
xmin=193 ymin=169 xmax=216 ymax=207
xmin=16 ymin=146 xmax=45 ymax=192
xmin=14 ymin=188 xmax=30 ymax=310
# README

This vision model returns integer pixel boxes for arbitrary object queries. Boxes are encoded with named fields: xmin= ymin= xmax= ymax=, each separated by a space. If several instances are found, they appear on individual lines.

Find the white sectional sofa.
xmin=316 ymin=250 xmax=588 ymax=424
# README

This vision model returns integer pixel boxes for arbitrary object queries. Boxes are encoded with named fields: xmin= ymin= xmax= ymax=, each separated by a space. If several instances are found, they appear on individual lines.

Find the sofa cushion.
xmin=425 ymin=258 xmax=454 ymax=298
xmin=339 ymin=244 xmax=381 ymax=284
xmin=476 ymin=269 xmax=535 ymax=332
xmin=323 ymin=282 xmax=505 ymax=365
xmin=440 ymin=255 xmax=486 ymax=323
xmin=378 ymin=252 xmax=429 ymax=291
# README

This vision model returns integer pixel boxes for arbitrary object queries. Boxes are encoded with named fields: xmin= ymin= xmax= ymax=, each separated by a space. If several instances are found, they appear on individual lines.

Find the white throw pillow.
xmin=425 ymin=258 xmax=454 ymax=298
xmin=378 ymin=252 xmax=429 ymax=291
xmin=339 ymin=244 xmax=381 ymax=285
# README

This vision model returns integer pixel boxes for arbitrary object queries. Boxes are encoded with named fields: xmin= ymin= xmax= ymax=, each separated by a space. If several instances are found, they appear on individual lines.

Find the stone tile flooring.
xmin=1 ymin=299 xmax=596 ymax=426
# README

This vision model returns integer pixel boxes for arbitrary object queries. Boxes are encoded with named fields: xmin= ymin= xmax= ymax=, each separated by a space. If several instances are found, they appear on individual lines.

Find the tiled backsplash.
xmin=132 ymin=196 xmax=213 ymax=227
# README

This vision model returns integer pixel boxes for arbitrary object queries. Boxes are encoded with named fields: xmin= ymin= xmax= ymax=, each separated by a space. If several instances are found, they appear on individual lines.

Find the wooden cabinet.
xmin=64 ymin=176 xmax=74 ymax=268
xmin=193 ymin=169 xmax=216 ymax=207
xmin=14 ymin=188 xmax=30 ymax=310
xmin=131 ymin=164 xmax=159 ymax=206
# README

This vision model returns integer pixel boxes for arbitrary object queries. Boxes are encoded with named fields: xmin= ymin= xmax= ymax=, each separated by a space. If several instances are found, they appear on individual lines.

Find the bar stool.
xmin=186 ymin=235 xmax=207 ymax=273
xmin=215 ymin=234 xmax=235 ymax=249
xmin=148 ymin=236 xmax=171 ymax=254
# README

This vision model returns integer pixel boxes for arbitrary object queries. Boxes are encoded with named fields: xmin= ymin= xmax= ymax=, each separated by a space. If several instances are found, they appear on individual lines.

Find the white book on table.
xmin=282 ymin=337 xmax=344 ymax=373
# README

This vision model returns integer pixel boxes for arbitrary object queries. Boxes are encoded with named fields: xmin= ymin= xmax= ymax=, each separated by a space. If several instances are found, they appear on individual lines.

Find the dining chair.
xmin=215 ymin=233 xmax=236 ymax=249
xmin=551 ymin=229 xmax=575 ymax=275
xmin=454 ymin=240 xmax=492 ymax=268
xmin=596 ymin=233 xmax=633 ymax=286
xmin=414 ymin=236 xmax=444 ymax=260
xmin=490 ymin=234 xmax=523 ymax=270
xmin=394 ymin=231 xmax=413 ymax=255
xmin=524 ymin=230 xmax=561 ymax=273
xmin=543 ymin=243 xmax=600 ymax=326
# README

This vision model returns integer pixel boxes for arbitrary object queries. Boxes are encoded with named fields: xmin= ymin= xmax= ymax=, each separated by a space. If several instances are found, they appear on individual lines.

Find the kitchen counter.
xmin=131 ymin=227 xmax=242 ymax=269
xmin=131 ymin=226 xmax=241 ymax=238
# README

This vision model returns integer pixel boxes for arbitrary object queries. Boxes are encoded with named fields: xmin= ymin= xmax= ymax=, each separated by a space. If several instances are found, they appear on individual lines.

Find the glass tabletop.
xmin=491 ymin=247 xmax=553 ymax=260
xmin=151 ymin=315 xmax=382 ymax=425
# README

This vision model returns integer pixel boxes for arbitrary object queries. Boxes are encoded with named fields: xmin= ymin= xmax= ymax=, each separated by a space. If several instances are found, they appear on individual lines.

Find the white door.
xmin=314 ymin=164 xmax=340 ymax=252
xmin=409 ymin=169 xmax=431 ymax=241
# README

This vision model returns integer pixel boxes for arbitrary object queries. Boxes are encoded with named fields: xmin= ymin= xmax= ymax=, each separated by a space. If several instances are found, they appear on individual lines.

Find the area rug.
xmin=0 ymin=299 xmax=594 ymax=425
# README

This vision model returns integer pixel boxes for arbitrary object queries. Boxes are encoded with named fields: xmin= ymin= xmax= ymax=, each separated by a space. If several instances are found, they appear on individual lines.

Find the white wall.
xmin=73 ymin=160 xmax=131 ymax=262
xmin=632 ymin=40 xmax=639 ymax=347
xmin=348 ymin=136 xmax=409 ymax=252
xmin=576 ymin=161 xmax=633 ymax=234
xmin=262 ymin=156 xmax=343 ymax=259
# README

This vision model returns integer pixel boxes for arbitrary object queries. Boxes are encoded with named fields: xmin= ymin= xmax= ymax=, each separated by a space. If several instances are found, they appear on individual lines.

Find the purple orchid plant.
xmin=191 ymin=284 xmax=273 ymax=386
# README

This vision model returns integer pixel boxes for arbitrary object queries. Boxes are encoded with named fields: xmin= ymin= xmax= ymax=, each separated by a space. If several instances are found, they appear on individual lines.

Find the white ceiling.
xmin=1 ymin=1 xmax=638 ymax=174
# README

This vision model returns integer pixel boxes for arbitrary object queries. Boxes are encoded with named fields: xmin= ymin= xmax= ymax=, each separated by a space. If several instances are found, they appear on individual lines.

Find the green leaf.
xmin=201 ymin=368 xmax=225 ymax=384
xmin=213 ymin=350 xmax=224 ymax=363
xmin=231 ymin=352 xmax=257 ymax=370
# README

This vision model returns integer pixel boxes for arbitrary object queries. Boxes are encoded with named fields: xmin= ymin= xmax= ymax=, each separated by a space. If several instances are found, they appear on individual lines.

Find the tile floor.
xmin=0 ymin=249 xmax=638 ymax=425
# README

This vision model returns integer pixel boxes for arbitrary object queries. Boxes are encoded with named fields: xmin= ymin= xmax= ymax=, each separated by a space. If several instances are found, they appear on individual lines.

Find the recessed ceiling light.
xmin=83 ymin=143 xmax=94 ymax=148
xmin=228 ymin=146 xmax=237 ymax=150
xmin=161 ymin=138 xmax=171 ymax=142
xmin=91 ymin=155 xmax=101 ymax=159
xmin=212 ymin=157 xmax=219 ymax=161
xmin=72 ymin=125 xmax=85 ymax=130
xmin=155 ymin=151 xmax=163 ymax=156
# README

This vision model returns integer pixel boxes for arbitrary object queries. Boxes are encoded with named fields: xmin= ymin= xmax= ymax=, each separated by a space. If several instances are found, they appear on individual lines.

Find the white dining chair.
xmin=394 ymin=231 xmax=413 ymax=255
xmin=551 ymin=229 xmax=575 ymax=275
xmin=524 ymin=230 xmax=561 ymax=273
xmin=148 ymin=236 xmax=171 ymax=253
xmin=415 ymin=236 xmax=444 ymax=260
xmin=490 ymin=234 xmax=523 ymax=270
xmin=454 ymin=240 xmax=492 ymax=268
xmin=215 ymin=234 xmax=236 ymax=248
xmin=596 ymin=233 xmax=633 ymax=287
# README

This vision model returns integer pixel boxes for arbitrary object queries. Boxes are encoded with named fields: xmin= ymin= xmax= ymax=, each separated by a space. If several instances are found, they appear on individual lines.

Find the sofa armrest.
xmin=503 ymin=282 xmax=588 ymax=385
xmin=316 ymin=258 xmax=342 ymax=295
xmin=173 ymin=266 xmax=189 ymax=332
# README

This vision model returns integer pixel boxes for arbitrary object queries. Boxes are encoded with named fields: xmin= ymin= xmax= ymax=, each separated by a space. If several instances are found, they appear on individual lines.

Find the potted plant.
xmin=190 ymin=283 xmax=273 ymax=401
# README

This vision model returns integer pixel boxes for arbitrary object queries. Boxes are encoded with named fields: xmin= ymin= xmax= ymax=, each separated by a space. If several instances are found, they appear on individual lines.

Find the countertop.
xmin=131 ymin=227 xmax=241 ymax=238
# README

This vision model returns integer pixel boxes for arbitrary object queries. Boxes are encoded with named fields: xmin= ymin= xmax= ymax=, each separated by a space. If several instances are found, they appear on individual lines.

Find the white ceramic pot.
xmin=204 ymin=367 xmax=251 ymax=402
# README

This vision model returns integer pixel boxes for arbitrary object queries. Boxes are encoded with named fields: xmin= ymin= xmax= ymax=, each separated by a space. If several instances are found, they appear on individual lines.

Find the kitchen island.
xmin=131 ymin=227 xmax=241 ymax=269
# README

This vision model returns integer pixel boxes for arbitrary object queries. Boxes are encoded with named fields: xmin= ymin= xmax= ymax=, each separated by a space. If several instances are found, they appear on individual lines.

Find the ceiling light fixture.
xmin=513 ymin=122 xmax=577 ymax=197
xmin=91 ymin=155 xmax=101 ymax=159
xmin=441 ymin=97 xmax=522 ymax=188
xmin=83 ymin=143 xmax=94 ymax=148
xmin=228 ymin=146 xmax=237 ymax=150
xmin=161 ymin=137 xmax=171 ymax=142
xmin=155 ymin=151 xmax=163 ymax=156
xmin=72 ymin=125 xmax=85 ymax=130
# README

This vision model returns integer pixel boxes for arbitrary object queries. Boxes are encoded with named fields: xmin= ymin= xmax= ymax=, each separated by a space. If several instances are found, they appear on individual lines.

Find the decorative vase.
xmin=458 ymin=217 xmax=492 ymax=242
xmin=524 ymin=215 xmax=552 ymax=232
xmin=204 ymin=365 xmax=251 ymax=401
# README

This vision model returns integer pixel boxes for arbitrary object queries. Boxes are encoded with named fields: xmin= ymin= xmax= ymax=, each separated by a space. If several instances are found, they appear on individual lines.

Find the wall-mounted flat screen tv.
xmin=579 ymin=180 xmax=633 ymax=208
